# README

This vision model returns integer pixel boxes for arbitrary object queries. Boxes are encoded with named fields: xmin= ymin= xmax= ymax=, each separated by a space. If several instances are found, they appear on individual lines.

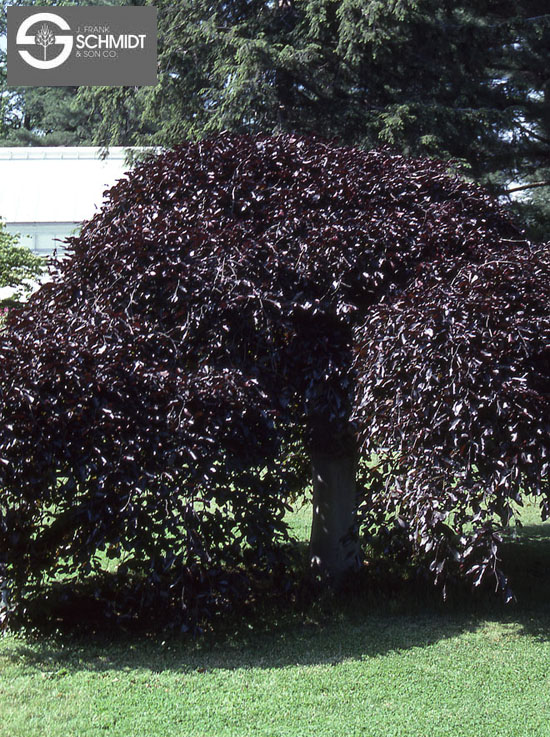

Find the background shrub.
xmin=0 ymin=221 xmax=44 ymax=307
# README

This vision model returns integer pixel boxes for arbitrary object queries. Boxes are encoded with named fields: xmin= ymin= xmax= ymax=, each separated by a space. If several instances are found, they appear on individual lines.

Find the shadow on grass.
xmin=497 ymin=522 xmax=550 ymax=641
xmin=5 ymin=521 xmax=550 ymax=674
xmin=4 ymin=588 xmax=482 ymax=676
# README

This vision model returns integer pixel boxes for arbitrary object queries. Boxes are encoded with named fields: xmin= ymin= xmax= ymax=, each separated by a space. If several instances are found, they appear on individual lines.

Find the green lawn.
xmin=1 ymin=503 xmax=550 ymax=737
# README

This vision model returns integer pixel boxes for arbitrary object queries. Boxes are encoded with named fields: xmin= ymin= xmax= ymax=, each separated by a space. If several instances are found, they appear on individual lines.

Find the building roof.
xmin=0 ymin=147 xmax=134 ymax=224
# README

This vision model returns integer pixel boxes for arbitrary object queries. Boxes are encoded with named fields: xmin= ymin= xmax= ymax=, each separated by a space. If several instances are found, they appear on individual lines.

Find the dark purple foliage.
xmin=0 ymin=133 xmax=548 ymax=624
xmin=354 ymin=244 xmax=550 ymax=599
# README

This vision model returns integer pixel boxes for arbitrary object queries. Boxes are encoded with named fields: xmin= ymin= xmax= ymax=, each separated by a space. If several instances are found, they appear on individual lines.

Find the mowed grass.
xmin=1 ymin=502 xmax=550 ymax=737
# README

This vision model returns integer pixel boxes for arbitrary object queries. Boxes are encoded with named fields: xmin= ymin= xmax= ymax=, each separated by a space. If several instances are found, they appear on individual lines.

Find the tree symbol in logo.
xmin=35 ymin=24 xmax=55 ymax=62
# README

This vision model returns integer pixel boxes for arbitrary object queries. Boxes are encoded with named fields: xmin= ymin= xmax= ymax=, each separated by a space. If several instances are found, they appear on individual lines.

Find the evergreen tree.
xmin=0 ymin=85 xmax=102 ymax=146
xmin=79 ymin=1 xmax=549 ymax=235
xmin=495 ymin=3 xmax=550 ymax=236
xmin=2 ymin=1 xmax=549 ymax=234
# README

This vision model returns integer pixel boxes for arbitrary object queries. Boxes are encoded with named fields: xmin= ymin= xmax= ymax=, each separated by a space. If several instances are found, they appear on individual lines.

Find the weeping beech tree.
xmin=0 ymin=133 xmax=549 ymax=625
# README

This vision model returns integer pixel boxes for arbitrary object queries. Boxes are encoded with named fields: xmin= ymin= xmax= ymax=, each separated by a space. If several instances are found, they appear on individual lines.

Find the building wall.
xmin=5 ymin=222 xmax=79 ymax=256
xmin=0 ymin=146 xmax=136 ymax=257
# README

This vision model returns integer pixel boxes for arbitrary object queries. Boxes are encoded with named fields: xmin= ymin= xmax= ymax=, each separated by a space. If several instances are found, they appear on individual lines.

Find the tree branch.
xmin=507 ymin=180 xmax=550 ymax=193
xmin=517 ymin=123 xmax=550 ymax=146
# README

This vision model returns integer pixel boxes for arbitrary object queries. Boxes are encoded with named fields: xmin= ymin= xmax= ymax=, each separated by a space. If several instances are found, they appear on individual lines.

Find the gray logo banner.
xmin=7 ymin=6 xmax=157 ymax=86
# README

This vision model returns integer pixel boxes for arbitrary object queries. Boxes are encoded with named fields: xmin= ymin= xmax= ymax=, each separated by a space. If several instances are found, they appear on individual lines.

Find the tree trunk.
xmin=309 ymin=452 xmax=361 ymax=582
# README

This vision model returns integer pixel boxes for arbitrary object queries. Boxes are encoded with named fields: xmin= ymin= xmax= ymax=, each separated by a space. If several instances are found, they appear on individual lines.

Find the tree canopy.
xmin=0 ymin=134 xmax=548 ymax=627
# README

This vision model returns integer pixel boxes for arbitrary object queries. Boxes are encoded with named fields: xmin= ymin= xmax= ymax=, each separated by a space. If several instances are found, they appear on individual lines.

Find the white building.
xmin=0 ymin=147 xmax=134 ymax=256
